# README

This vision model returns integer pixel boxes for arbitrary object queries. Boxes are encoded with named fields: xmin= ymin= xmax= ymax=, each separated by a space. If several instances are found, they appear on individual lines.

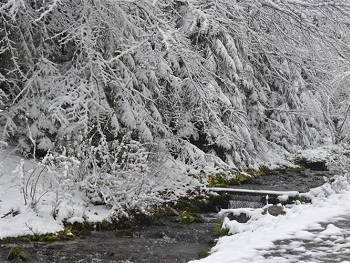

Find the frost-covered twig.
xmin=107 ymin=39 xmax=149 ymax=63
xmin=34 ymin=0 xmax=61 ymax=22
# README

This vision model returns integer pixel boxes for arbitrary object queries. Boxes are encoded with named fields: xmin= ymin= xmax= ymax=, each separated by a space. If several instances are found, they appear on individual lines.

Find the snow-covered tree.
xmin=1 ymin=0 xmax=350 ymax=214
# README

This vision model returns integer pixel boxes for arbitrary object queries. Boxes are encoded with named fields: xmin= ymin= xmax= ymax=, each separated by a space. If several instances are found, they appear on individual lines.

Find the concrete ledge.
xmin=208 ymin=187 xmax=299 ymax=197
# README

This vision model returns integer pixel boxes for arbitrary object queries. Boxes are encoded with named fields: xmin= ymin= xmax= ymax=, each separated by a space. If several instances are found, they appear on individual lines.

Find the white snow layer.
xmin=0 ymin=147 xmax=200 ymax=239
xmin=190 ymin=177 xmax=350 ymax=263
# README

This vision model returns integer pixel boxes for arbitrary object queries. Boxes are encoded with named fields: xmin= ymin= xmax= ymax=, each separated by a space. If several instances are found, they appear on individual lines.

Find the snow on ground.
xmin=0 ymin=149 xmax=115 ymax=238
xmin=0 ymin=146 xmax=199 ymax=239
xmin=295 ymin=144 xmax=341 ymax=162
xmin=190 ymin=177 xmax=350 ymax=262
xmin=189 ymin=193 xmax=350 ymax=263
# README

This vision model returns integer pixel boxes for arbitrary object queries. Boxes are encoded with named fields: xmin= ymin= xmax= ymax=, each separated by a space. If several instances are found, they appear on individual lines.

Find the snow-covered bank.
xmin=190 ymin=175 xmax=350 ymax=263
xmin=0 ymin=146 xmax=204 ymax=239
xmin=0 ymin=152 xmax=114 ymax=238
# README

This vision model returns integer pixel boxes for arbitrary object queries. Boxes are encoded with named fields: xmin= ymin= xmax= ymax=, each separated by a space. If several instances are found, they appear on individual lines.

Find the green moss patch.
xmin=294 ymin=157 xmax=327 ymax=171
xmin=7 ymin=245 xmax=27 ymax=261
xmin=197 ymin=249 xmax=210 ymax=259
xmin=207 ymin=171 xmax=255 ymax=187
xmin=296 ymin=194 xmax=312 ymax=204
xmin=1 ymin=233 xmax=72 ymax=244
xmin=213 ymin=220 xmax=229 ymax=236
xmin=176 ymin=210 xmax=196 ymax=224
xmin=175 ymin=193 xmax=231 ymax=214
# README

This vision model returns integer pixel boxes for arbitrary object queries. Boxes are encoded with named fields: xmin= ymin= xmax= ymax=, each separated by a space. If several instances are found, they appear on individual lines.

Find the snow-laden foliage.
xmin=326 ymin=73 xmax=350 ymax=144
xmin=1 ymin=0 xmax=350 ymax=215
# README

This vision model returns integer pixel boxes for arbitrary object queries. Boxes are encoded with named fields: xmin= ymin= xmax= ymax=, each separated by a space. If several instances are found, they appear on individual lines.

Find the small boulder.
xmin=263 ymin=205 xmax=286 ymax=216
xmin=164 ymin=206 xmax=179 ymax=216
xmin=226 ymin=212 xmax=250 ymax=223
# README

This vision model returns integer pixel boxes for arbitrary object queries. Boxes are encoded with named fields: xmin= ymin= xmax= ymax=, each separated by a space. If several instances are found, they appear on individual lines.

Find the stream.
xmin=0 ymin=215 xmax=219 ymax=263
xmin=0 ymin=169 xmax=333 ymax=263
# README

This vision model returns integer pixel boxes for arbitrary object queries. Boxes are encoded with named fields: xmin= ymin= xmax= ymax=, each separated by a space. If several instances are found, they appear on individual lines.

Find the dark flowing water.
xmin=237 ymin=170 xmax=331 ymax=192
xmin=227 ymin=170 xmax=332 ymax=209
xmin=0 ymin=216 xmax=218 ymax=263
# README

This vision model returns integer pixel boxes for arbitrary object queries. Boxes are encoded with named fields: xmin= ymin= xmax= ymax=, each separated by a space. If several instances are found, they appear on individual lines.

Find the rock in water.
xmin=263 ymin=205 xmax=286 ymax=216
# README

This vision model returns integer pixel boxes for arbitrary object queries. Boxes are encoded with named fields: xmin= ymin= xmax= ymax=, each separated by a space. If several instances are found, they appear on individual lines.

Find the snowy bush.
xmin=79 ymin=133 xmax=159 ymax=213
xmin=8 ymin=153 xmax=78 ymax=216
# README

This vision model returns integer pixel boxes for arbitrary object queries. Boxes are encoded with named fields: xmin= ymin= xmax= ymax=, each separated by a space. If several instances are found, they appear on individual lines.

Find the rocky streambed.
xmin=0 ymin=168 xmax=334 ymax=263
xmin=225 ymin=169 xmax=333 ymax=208
xmin=1 ymin=215 xmax=219 ymax=263
xmin=243 ymin=169 xmax=332 ymax=193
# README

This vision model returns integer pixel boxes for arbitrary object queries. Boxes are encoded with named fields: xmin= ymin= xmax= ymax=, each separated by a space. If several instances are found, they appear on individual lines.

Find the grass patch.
xmin=0 ymin=228 xmax=75 ymax=244
xmin=213 ymin=220 xmax=229 ymax=236
xmin=177 ymin=210 xmax=195 ymax=224
xmin=7 ymin=245 xmax=27 ymax=261
xmin=175 ymin=193 xmax=231 ymax=213
xmin=208 ymin=171 xmax=255 ymax=187
xmin=197 ymin=249 xmax=209 ymax=259
xmin=294 ymin=157 xmax=327 ymax=171
xmin=296 ymin=195 xmax=312 ymax=203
